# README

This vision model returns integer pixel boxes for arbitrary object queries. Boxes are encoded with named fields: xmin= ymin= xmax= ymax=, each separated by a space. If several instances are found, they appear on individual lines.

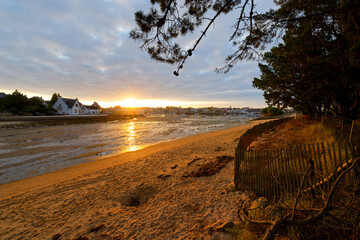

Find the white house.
xmin=82 ymin=102 xmax=101 ymax=115
xmin=53 ymin=97 xmax=82 ymax=115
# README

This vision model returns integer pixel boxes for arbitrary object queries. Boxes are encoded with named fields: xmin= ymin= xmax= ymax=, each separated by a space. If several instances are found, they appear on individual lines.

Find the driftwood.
xmin=239 ymin=157 xmax=359 ymax=240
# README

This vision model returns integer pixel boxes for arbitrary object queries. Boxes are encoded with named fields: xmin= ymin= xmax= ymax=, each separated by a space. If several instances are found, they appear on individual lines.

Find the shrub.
xmin=261 ymin=106 xmax=283 ymax=116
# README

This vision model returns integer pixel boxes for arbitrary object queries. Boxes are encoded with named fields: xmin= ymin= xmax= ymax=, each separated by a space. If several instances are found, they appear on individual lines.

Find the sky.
xmin=0 ymin=0 xmax=276 ymax=108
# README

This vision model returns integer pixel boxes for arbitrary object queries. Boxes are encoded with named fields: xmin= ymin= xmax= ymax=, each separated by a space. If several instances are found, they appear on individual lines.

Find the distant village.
xmin=104 ymin=106 xmax=262 ymax=118
xmin=0 ymin=90 xmax=262 ymax=117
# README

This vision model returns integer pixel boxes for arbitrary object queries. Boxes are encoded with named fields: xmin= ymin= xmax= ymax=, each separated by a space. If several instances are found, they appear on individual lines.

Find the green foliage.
xmin=1 ymin=90 xmax=50 ymax=115
xmin=3 ymin=90 xmax=28 ymax=114
xmin=253 ymin=0 xmax=360 ymax=119
xmin=50 ymin=93 xmax=61 ymax=106
xmin=132 ymin=1 xmax=360 ymax=119
xmin=131 ymin=1 xmax=359 ymax=74
xmin=24 ymin=97 xmax=48 ymax=114
xmin=130 ymin=0 xmax=266 ymax=74
xmin=0 ymin=94 xmax=5 ymax=111
xmin=261 ymin=106 xmax=283 ymax=116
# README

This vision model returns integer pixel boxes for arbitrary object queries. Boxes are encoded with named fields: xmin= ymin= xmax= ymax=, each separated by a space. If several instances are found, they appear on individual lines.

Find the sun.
xmin=120 ymin=98 xmax=140 ymax=108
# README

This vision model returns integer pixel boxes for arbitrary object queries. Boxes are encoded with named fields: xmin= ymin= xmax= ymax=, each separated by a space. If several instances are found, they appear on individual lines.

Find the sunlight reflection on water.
xmin=124 ymin=121 xmax=144 ymax=152
xmin=0 ymin=116 xmax=250 ymax=183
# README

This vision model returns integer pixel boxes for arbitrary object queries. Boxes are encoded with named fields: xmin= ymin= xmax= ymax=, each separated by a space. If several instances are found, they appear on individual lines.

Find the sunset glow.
xmin=0 ymin=1 xmax=269 ymax=109
xmin=91 ymin=98 xmax=247 ymax=108
xmin=120 ymin=98 xmax=139 ymax=108
xmin=100 ymin=98 xmax=188 ymax=108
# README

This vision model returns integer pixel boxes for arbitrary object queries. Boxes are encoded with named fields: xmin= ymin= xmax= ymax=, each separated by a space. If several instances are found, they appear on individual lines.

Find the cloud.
xmin=0 ymin=0 xmax=275 ymax=107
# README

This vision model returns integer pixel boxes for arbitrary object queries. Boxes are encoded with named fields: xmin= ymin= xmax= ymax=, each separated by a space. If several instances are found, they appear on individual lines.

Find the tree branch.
xmin=229 ymin=0 xmax=250 ymax=41
xmin=174 ymin=0 xmax=234 ymax=76
xmin=291 ymin=166 xmax=312 ymax=220
xmin=239 ymin=157 xmax=359 ymax=240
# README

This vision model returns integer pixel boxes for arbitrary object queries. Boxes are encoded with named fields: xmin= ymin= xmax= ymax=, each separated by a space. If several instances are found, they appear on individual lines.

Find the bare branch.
xmin=174 ymin=0 xmax=234 ymax=76
xmin=250 ymin=0 xmax=254 ymax=34
xmin=239 ymin=157 xmax=359 ymax=240
xmin=229 ymin=0 xmax=250 ymax=41
xmin=291 ymin=166 xmax=312 ymax=220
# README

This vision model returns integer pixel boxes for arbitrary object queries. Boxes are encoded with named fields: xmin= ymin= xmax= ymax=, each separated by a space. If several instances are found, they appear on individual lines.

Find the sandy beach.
xmin=0 ymin=119 xmax=269 ymax=240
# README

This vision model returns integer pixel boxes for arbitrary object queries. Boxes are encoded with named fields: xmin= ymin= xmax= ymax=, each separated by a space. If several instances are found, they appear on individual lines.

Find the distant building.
xmin=52 ymin=97 xmax=101 ymax=115
xmin=247 ymin=108 xmax=262 ymax=117
xmin=52 ymin=97 xmax=82 ymax=115
xmin=82 ymin=102 xmax=101 ymax=115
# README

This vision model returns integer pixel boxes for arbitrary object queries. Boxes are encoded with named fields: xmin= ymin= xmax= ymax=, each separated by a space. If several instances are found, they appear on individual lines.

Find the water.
xmin=0 ymin=116 xmax=250 ymax=184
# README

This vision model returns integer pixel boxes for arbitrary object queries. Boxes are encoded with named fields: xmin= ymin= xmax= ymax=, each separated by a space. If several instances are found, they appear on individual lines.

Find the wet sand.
xmin=0 ymin=116 xmax=251 ymax=184
xmin=0 ymin=119 xmax=269 ymax=240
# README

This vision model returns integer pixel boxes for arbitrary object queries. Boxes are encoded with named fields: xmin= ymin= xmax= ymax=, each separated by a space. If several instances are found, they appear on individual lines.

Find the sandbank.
xmin=0 ymin=119 xmax=269 ymax=240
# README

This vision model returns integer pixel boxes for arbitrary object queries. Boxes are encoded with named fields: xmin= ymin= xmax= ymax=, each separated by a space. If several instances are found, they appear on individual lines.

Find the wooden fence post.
xmin=308 ymin=157 xmax=315 ymax=198
xmin=332 ymin=142 xmax=337 ymax=170
xmin=234 ymin=147 xmax=242 ymax=190
xmin=289 ymin=146 xmax=299 ymax=194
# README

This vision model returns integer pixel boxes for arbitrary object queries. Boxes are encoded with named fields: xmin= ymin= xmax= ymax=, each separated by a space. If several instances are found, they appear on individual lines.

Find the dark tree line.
xmin=0 ymin=90 xmax=59 ymax=115
xmin=131 ymin=0 xmax=360 ymax=119
xmin=253 ymin=0 xmax=360 ymax=119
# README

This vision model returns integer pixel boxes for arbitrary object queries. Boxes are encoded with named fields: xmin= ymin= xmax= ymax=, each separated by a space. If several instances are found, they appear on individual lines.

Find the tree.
xmin=25 ymin=97 xmax=47 ymax=114
xmin=261 ymin=106 xmax=283 ymax=116
xmin=131 ymin=0 xmax=360 ymax=118
xmin=50 ymin=93 xmax=61 ymax=106
xmin=253 ymin=0 xmax=360 ymax=119
xmin=131 ymin=1 xmax=359 ymax=75
xmin=131 ymin=1 xmax=359 ymax=118
xmin=3 ymin=90 xmax=28 ymax=114
xmin=0 ymin=99 xmax=4 ymax=112
xmin=1 ymin=90 xmax=52 ymax=115
xmin=253 ymin=28 xmax=334 ymax=116
xmin=130 ymin=0 xmax=269 ymax=75
xmin=0 ymin=93 xmax=5 ymax=112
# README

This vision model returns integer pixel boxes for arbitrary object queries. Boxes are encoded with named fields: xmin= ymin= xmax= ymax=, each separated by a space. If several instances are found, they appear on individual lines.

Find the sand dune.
xmin=0 ymin=120 xmax=269 ymax=240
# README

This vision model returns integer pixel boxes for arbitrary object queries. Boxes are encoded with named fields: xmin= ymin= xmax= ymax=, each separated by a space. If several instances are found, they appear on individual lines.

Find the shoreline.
xmin=0 ymin=119 xmax=268 ymax=200
xmin=0 ymin=115 xmax=253 ymax=185
xmin=0 ymin=114 xmax=251 ymax=129
xmin=0 ymin=119 xmax=271 ymax=240
xmin=0 ymin=114 xmax=133 ymax=129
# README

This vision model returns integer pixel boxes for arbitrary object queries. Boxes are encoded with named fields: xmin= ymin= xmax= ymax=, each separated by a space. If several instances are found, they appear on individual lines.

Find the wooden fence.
xmin=236 ymin=117 xmax=292 ymax=149
xmin=234 ymin=118 xmax=359 ymax=199
xmin=234 ymin=117 xmax=292 ymax=189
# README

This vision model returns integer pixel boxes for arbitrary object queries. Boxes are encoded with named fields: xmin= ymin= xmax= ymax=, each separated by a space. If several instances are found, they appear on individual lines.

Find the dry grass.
xmin=245 ymin=119 xmax=360 ymax=240
xmin=299 ymin=122 xmax=336 ymax=144
xmin=250 ymin=119 xmax=337 ymax=151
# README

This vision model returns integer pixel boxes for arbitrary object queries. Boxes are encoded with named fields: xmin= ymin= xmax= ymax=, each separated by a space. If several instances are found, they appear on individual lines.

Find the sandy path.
xmin=0 ymin=120 xmax=268 ymax=240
